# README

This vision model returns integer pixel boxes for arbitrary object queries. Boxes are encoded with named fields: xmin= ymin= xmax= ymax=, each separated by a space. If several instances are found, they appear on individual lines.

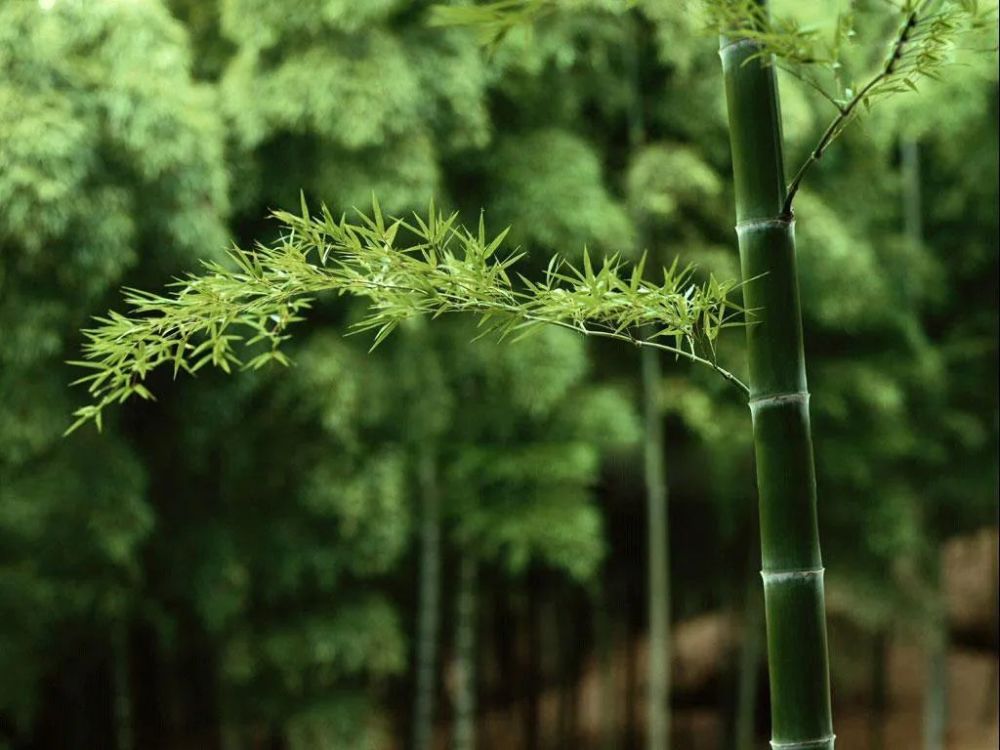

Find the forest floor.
xmin=807 ymin=642 xmax=997 ymax=750
xmin=468 ymin=638 xmax=998 ymax=749
xmin=472 ymin=526 xmax=999 ymax=749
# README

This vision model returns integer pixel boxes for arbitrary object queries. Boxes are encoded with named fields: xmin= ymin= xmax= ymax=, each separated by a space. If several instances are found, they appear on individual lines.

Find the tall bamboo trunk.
xmin=901 ymin=135 xmax=949 ymax=750
xmin=596 ymin=582 xmax=619 ymax=750
xmin=413 ymin=448 xmax=442 ymax=750
xmin=735 ymin=584 xmax=763 ymax=750
xmin=901 ymin=138 xmax=922 ymax=288
xmin=218 ymin=679 xmax=242 ymax=750
xmin=923 ymin=552 xmax=948 ymax=750
xmin=625 ymin=607 xmax=641 ymax=749
xmin=869 ymin=631 xmax=887 ymax=750
xmin=719 ymin=4 xmax=835 ymax=747
xmin=524 ymin=572 xmax=541 ymax=749
xmin=112 ymin=622 xmax=134 ymax=750
xmin=626 ymin=16 xmax=672 ymax=747
xmin=981 ymin=524 xmax=999 ymax=725
xmin=453 ymin=554 xmax=477 ymax=750
xmin=642 ymin=346 xmax=670 ymax=750
xmin=555 ymin=592 xmax=579 ymax=746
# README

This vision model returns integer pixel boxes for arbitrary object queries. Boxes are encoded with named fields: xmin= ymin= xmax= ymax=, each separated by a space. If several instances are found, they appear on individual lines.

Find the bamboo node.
xmin=734 ymin=217 xmax=794 ymax=235
xmin=770 ymin=735 xmax=836 ymax=749
xmin=748 ymin=391 xmax=809 ymax=412
xmin=718 ymin=37 xmax=763 ymax=56
xmin=760 ymin=568 xmax=825 ymax=585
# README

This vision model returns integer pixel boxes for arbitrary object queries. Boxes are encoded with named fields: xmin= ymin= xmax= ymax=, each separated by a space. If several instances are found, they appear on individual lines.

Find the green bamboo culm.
xmin=453 ymin=554 xmax=478 ymax=750
xmin=642 ymin=346 xmax=670 ymax=750
xmin=413 ymin=447 xmax=442 ymax=750
xmin=627 ymin=15 xmax=672 ymax=750
xmin=718 ymin=3 xmax=835 ymax=748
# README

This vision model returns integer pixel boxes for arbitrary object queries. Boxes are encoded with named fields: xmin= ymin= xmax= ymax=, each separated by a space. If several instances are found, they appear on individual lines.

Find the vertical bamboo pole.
xmin=596 ymin=582 xmax=619 ymax=750
xmin=524 ymin=572 xmax=541 ymax=749
xmin=642 ymin=345 xmax=671 ymax=750
xmin=218 ymin=679 xmax=242 ymax=750
xmin=901 ymin=136 xmax=948 ymax=750
xmin=413 ymin=448 xmax=442 ymax=750
xmin=112 ymin=622 xmax=134 ymax=750
xmin=718 ymin=3 xmax=835 ymax=747
xmin=626 ymin=15 xmax=671 ymax=747
xmin=453 ymin=554 xmax=478 ymax=750
xmin=922 ymin=554 xmax=947 ymax=750
xmin=869 ymin=631 xmax=887 ymax=750
xmin=735 ymin=583 xmax=763 ymax=750
xmin=901 ymin=138 xmax=923 ymax=301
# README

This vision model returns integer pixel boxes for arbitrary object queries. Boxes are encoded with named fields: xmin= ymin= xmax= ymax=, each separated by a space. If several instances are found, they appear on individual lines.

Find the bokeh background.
xmin=1 ymin=1 xmax=997 ymax=749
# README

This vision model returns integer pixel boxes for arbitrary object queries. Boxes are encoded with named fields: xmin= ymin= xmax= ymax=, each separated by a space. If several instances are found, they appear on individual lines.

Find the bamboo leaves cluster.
xmin=69 ymin=199 xmax=747 ymax=432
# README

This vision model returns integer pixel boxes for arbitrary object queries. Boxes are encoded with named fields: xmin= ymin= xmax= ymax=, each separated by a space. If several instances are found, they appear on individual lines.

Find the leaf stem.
xmin=546 ymin=320 xmax=750 ymax=397
xmin=347 ymin=279 xmax=751 ymax=395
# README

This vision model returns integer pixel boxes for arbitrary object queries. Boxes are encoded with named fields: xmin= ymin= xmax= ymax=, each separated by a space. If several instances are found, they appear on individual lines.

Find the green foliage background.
xmin=0 ymin=0 xmax=996 ymax=747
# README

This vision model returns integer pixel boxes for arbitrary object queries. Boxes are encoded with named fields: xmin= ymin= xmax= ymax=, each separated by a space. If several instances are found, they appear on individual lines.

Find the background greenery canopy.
xmin=0 ymin=1 xmax=996 ymax=748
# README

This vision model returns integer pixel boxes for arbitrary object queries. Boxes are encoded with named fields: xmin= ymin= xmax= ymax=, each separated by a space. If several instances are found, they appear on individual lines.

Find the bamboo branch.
xmin=783 ymin=10 xmax=919 ymax=213
xmin=68 ymin=201 xmax=749 ymax=431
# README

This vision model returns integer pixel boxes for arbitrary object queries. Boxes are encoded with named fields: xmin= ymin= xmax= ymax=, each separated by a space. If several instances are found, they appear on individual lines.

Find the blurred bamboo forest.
xmin=0 ymin=1 xmax=997 ymax=749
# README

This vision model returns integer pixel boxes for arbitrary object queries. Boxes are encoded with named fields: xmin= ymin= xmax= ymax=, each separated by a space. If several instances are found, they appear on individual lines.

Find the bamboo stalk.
xmin=453 ymin=554 xmax=478 ymax=750
xmin=902 ymin=136 xmax=949 ymax=750
xmin=869 ymin=631 xmax=887 ymax=750
xmin=218 ymin=679 xmax=242 ymax=750
xmin=735 ymin=579 xmax=763 ymax=750
xmin=112 ymin=622 xmax=134 ymax=750
xmin=718 ymin=3 xmax=835 ymax=747
xmin=413 ymin=447 xmax=442 ymax=750
xmin=596 ymin=583 xmax=619 ymax=750
xmin=923 ymin=552 xmax=948 ymax=750
xmin=627 ymin=16 xmax=672 ymax=747
xmin=642 ymin=345 xmax=671 ymax=750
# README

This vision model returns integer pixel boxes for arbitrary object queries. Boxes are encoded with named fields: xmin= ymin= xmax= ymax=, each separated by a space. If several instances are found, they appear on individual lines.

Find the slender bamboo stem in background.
xmin=923 ymin=553 xmax=947 ymax=750
xmin=718 ymin=1 xmax=835 ymax=746
xmin=626 ymin=17 xmax=671 ymax=748
xmin=112 ymin=623 xmax=134 ymax=750
xmin=555 ymin=596 xmax=578 ymax=744
xmin=218 ymin=680 xmax=241 ymax=750
xmin=413 ymin=448 xmax=442 ymax=750
xmin=596 ymin=585 xmax=619 ymax=750
xmin=524 ymin=573 xmax=541 ymax=748
xmin=453 ymin=554 xmax=478 ymax=750
xmin=642 ymin=345 xmax=671 ymax=750
xmin=869 ymin=631 xmax=887 ymax=750
xmin=982 ymin=498 xmax=999 ymax=725
xmin=901 ymin=136 xmax=949 ymax=750
xmin=735 ymin=577 xmax=763 ymax=750
xmin=901 ymin=139 xmax=923 ymax=289
xmin=981 ymin=538 xmax=999 ymax=725
xmin=625 ymin=615 xmax=641 ymax=748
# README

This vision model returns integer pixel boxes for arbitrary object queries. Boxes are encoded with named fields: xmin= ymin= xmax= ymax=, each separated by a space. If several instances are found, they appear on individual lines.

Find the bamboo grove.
xmin=62 ymin=1 xmax=996 ymax=748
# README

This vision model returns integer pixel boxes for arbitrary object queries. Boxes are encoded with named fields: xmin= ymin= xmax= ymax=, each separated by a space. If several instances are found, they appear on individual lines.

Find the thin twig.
xmin=783 ymin=10 xmax=919 ymax=214
xmin=347 ymin=279 xmax=751 ymax=395
xmin=565 ymin=324 xmax=751 ymax=396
